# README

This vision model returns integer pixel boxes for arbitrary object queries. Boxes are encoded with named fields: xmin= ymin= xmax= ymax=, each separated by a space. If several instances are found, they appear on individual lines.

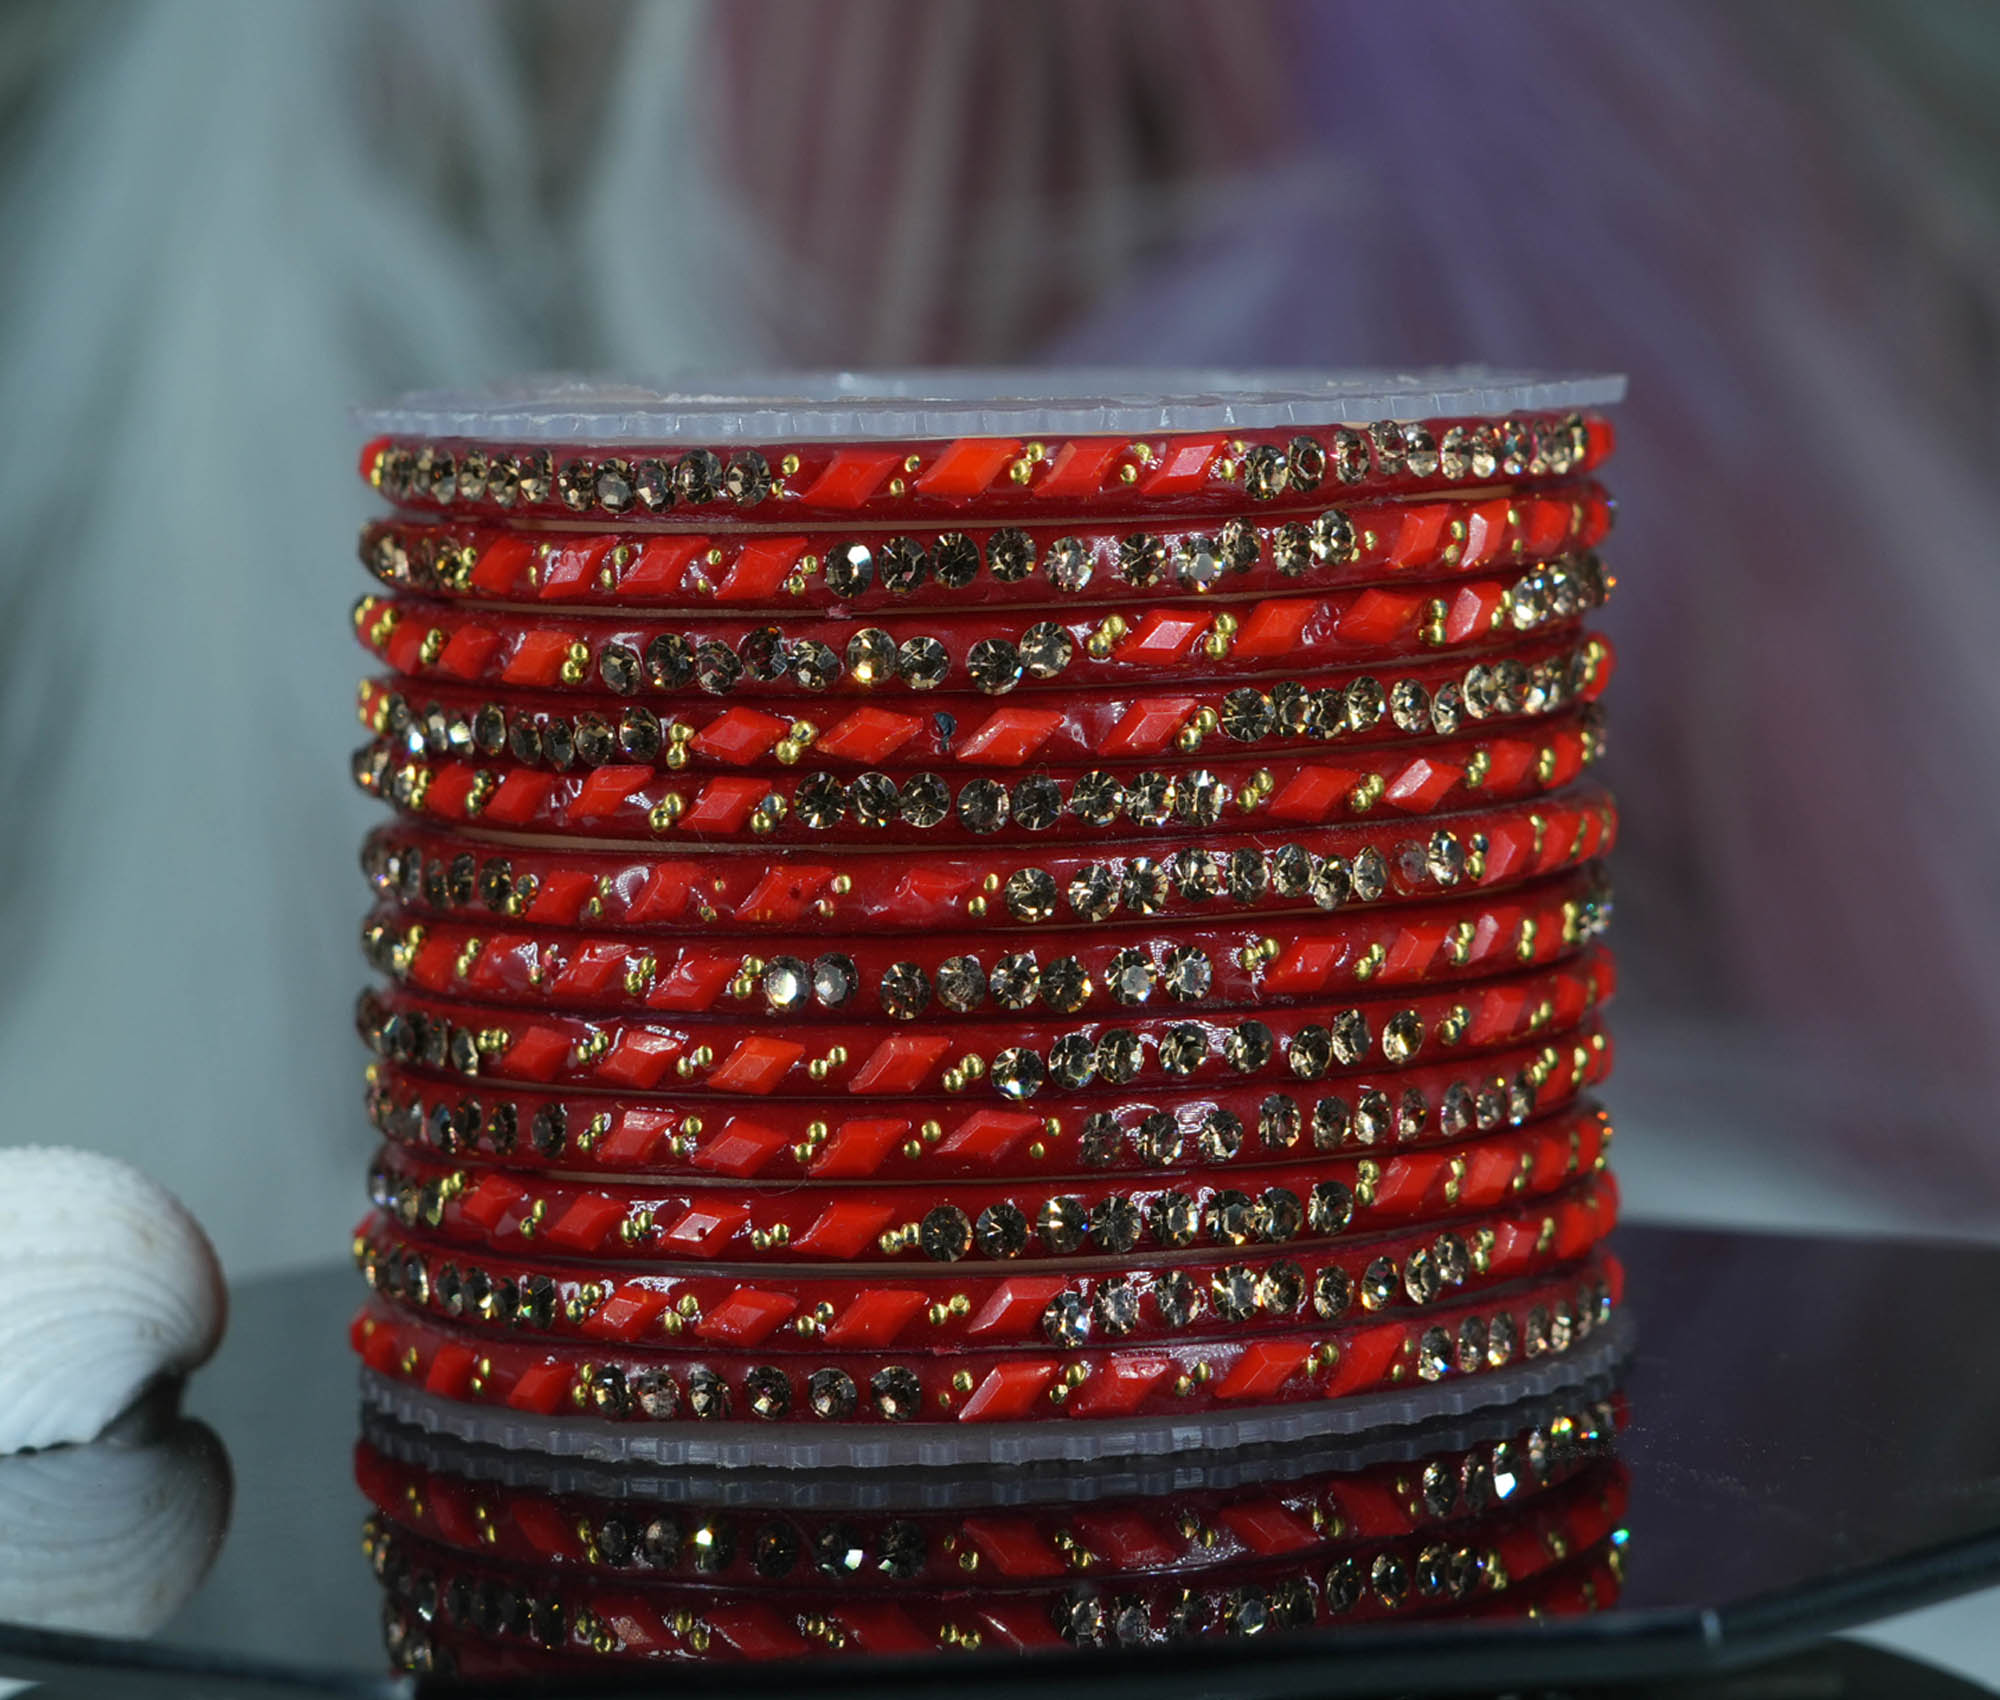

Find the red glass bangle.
xmin=356 ymin=1170 xmax=1616 ymax=1354
xmin=357 ymin=480 xmax=1612 ymax=614
xmin=352 ymin=557 xmax=1606 ymax=701
xmin=352 ymin=1248 xmax=1620 ymax=1424
xmin=360 ymin=629 xmax=1610 ymax=778
xmin=356 ymin=947 xmax=1615 ymax=1099
xmin=358 ymin=410 xmax=1611 ymax=524
xmin=362 ymin=787 xmax=1617 ymax=937
xmin=364 ymin=1100 xmax=1613 ymax=1268
xmin=355 ymin=1395 xmax=1621 ymax=1586
xmin=363 ymin=867 xmax=1608 ymax=1023
xmin=366 ymin=1020 xmax=1611 ymax=1182
xmin=352 ymin=712 xmax=1604 ymax=847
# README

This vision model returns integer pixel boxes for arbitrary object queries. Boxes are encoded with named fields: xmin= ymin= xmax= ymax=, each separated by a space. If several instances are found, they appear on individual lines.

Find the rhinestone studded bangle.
xmin=363 ymin=866 xmax=1607 ymax=1024
xmin=357 ymin=479 xmax=1612 ymax=614
xmin=364 ymin=1100 xmax=1612 ymax=1269
xmin=368 ymin=1020 xmax=1610 ymax=1184
xmin=371 ymin=1456 xmax=1624 ymax=1673
xmin=356 ymin=1392 xmax=1620 ymax=1587
xmin=356 ymin=1169 xmax=1615 ymax=1356
xmin=353 ymin=713 xmax=1604 ymax=847
xmin=360 ymin=411 xmax=1612 ymax=525
xmin=353 ymin=556 xmax=1607 ymax=704
xmin=359 ymin=628 xmax=1610 ymax=778
xmin=354 ymin=1246 xmax=1619 ymax=1431
xmin=362 ymin=788 xmax=1616 ymax=937
xmin=357 ymin=946 xmax=1614 ymax=1100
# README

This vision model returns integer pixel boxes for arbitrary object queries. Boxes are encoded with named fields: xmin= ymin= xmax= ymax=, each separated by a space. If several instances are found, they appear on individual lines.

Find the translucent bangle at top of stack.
xmin=346 ymin=369 xmax=1628 ymax=1465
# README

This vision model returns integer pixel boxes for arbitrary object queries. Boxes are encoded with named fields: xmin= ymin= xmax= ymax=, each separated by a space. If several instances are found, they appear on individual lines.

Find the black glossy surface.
xmin=1 ymin=1222 xmax=1997 ymax=1697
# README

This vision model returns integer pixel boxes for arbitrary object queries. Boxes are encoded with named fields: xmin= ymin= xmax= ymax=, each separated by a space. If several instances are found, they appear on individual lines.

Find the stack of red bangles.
xmin=344 ymin=372 xmax=1627 ymax=1457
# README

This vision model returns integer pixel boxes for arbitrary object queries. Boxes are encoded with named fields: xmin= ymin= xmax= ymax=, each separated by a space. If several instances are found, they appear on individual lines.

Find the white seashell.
xmin=0 ymin=1407 xmax=230 ymax=1637
xmin=0 ymin=1147 xmax=225 ymax=1454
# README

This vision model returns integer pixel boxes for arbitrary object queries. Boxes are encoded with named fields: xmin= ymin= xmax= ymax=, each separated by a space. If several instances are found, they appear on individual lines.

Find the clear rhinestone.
xmin=1353 ymin=848 xmax=1389 ymax=901
xmin=975 ymin=1201 xmax=1029 ymax=1258
xmin=1159 ymin=1024 xmax=1207 ymax=1075
xmin=1390 ymin=678 xmax=1430 ymax=733
xmin=694 ymin=638 xmax=741 ymax=695
xmin=1071 ymin=770 xmax=1124 ymax=825
xmin=1220 ymin=517 xmax=1260 ymax=569
xmin=1311 ymin=509 xmax=1355 ymax=564
xmin=920 ymin=1205 xmax=972 ymax=1262
xmin=738 ymin=625 xmax=788 ymax=682
xmin=992 ymin=1047 xmax=1046 ymax=1099
xmin=934 ymin=532 xmax=979 ymax=588
xmin=958 ymin=778 xmax=1010 ymax=833
xmin=1096 ymin=1029 xmax=1143 ymax=1084
xmin=1308 ymin=1181 xmax=1354 ymax=1235
xmin=850 ymin=770 xmax=899 ymax=827
xmin=1038 ymin=1195 xmax=1089 ymax=1253
xmin=1345 ymin=676 xmax=1385 ymax=731
xmin=967 ymin=638 xmax=1023 ymax=695
xmin=746 ymin=1365 xmax=792 ymax=1419
xmin=1288 ymin=435 xmax=1328 ymax=489
xmin=872 ymin=1366 xmax=922 ymax=1420
xmin=1107 ymin=949 xmax=1153 ymax=1005
xmin=879 ymin=536 xmax=929 ymax=594
xmin=1242 ymin=442 xmax=1289 ymax=500
xmin=1151 ymin=1192 xmax=1198 ymax=1249
xmin=762 ymin=956 xmax=810 ymax=1012
xmin=1288 ymin=1025 xmax=1333 ymax=1080
xmin=986 ymin=527 xmax=1034 ymax=581
xmin=1128 ymin=772 xmax=1176 ymax=826
xmin=1004 ymin=867 xmax=1057 ymax=922
xmin=599 ymin=643 xmax=642 ymax=695
xmin=791 ymin=639 xmax=840 ymax=689
xmin=1313 ymin=1265 xmax=1352 ymax=1321
xmin=845 ymin=628 xmax=897 ymax=686
xmin=897 ymin=636 xmax=948 ymax=689
xmin=1042 ymin=1292 xmax=1090 ymax=1346
xmin=1067 ymin=866 xmax=1118 ymax=921
xmin=1261 ymin=1187 xmax=1302 ymax=1242
xmin=1221 ymin=689 xmax=1273 ymax=742
xmin=795 ymin=772 xmax=847 ymax=828
xmin=673 ymin=448 xmax=723 ymax=504
xmin=723 ymin=449 xmax=770 ymax=505
xmin=1133 ymin=1111 xmax=1181 ymax=1164
xmin=936 ymin=955 xmax=985 ymax=1012
xmin=879 ymin=961 xmax=932 ymax=1019
xmin=1224 ymin=1021 xmax=1274 ymax=1073
xmin=1045 ymin=536 xmax=1093 ymax=592
xmin=1383 ymin=1011 xmax=1424 ymax=1063
xmin=1117 ymin=533 xmax=1165 ymax=586
xmin=1020 ymin=621 xmax=1074 ymax=678
xmin=1226 ymin=849 xmax=1267 ymax=904
xmin=1175 ymin=769 xmax=1225 ymax=826
xmin=1049 ymin=1032 xmax=1096 ymax=1088
xmin=1405 ymin=1248 xmax=1441 ymax=1304
xmin=1178 ymin=536 xmax=1224 ymax=590
xmin=1271 ymin=845 xmax=1314 ymax=898
xmin=1260 ymin=1258 xmax=1305 ymax=1313
xmin=1080 ymin=1112 xmax=1121 ymax=1166
xmin=1310 ymin=856 xmax=1351 ymax=911
xmin=989 ymin=953 xmax=1040 ymax=1010
xmin=1013 ymin=773 xmax=1062 ymax=829
xmin=1121 ymin=857 xmax=1170 ymax=912
xmin=1092 ymin=1195 xmax=1142 ymax=1253
xmin=1417 ymin=1326 xmax=1452 ymax=1382
xmin=1161 ymin=945 xmax=1211 ymax=1001
xmin=1212 ymin=1264 xmax=1258 ymax=1320
xmin=1197 ymin=1108 xmax=1242 ymax=1161
xmin=1273 ymin=521 xmax=1313 ymax=576
xmin=1354 ymin=1088 xmax=1391 ymax=1144
xmin=899 ymin=772 xmax=950 ymax=828
xmin=1156 ymin=1268 xmax=1200 ymax=1325
xmin=1259 ymin=1093 xmax=1301 ymax=1150
xmin=1041 ymin=957 xmax=1090 ymax=1012
xmin=1093 ymin=1277 xmax=1139 ymax=1335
